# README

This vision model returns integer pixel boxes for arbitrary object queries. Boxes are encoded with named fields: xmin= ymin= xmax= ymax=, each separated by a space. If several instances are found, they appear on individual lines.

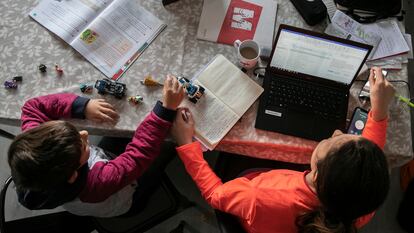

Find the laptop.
xmin=255 ymin=24 xmax=372 ymax=141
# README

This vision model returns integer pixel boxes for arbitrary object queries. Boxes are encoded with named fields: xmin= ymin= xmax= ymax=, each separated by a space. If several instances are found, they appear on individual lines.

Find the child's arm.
xmin=361 ymin=111 xmax=387 ymax=149
xmin=21 ymin=93 xmax=88 ymax=131
xmin=170 ymin=109 xmax=256 ymax=221
xmin=361 ymin=67 xmax=395 ymax=150
xmin=176 ymin=141 xmax=257 ymax=222
xmin=79 ymin=75 xmax=185 ymax=203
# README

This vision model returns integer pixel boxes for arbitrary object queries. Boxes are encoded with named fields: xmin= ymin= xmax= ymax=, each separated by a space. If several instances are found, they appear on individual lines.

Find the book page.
xmin=70 ymin=0 xmax=165 ymax=77
xmin=180 ymin=81 xmax=240 ymax=150
xmin=197 ymin=55 xmax=263 ymax=117
xmin=30 ymin=0 xmax=113 ymax=43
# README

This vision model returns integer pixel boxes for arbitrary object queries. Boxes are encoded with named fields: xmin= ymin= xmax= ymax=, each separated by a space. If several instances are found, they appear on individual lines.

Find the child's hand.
xmin=85 ymin=99 xmax=119 ymax=124
xmin=171 ymin=108 xmax=194 ymax=146
xmin=163 ymin=75 xmax=185 ymax=110
xmin=369 ymin=67 xmax=395 ymax=121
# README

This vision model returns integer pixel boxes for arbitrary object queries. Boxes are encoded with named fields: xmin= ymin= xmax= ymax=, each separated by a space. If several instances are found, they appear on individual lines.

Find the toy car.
xmin=4 ymin=80 xmax=18 ymax=89
xmin=94 ymin=79 xmax=126 ymax=99
xmin=80 ymin=83 xmax=93 ymax=93
xmin=177 ymin=76 xmax=205 ymax=104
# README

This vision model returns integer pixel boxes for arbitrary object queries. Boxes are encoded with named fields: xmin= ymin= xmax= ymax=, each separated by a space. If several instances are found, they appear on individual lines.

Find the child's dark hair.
xmin=296 ymin=137 xmax=390 ymax=233
xmin=8 ymin=121 xmax=82 ymax=191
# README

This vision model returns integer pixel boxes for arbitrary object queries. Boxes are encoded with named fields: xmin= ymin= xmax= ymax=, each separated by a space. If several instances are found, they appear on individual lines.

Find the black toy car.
xmin=95 ymin=79 xmax=127 ymax=99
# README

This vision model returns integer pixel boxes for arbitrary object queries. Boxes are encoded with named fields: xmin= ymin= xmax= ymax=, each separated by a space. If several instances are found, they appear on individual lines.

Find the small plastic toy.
xmin=140 ymin=75 xmax=163 ymax=86
xmin=4 ymin=80 xmax=18 ymax=89
xmin=38 ymin=64 xmax=47 ymax=73
xmin=55 ymin=63 xmax=63 ymax=75
xmin=176 ymin=76 xmax=205 ymax=104
xmin=80 ymin=83 xmax=93 ymax=94
xmin=128 ymin=95 xmax=144 ymax=104
xmin=12 ymin=76 xmax=23 ymax=82
xmin=94 ymin=78 xmax=127 ymax=99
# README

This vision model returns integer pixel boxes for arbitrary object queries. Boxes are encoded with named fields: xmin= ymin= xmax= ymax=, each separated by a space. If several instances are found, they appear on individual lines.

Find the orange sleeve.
xmin=361 ymin=111 xmax=387 ymax=149
xmin=355 ymin=212 xmax=375 ymax=228
xmin=176 ymin=142 xmax=256 ymax=222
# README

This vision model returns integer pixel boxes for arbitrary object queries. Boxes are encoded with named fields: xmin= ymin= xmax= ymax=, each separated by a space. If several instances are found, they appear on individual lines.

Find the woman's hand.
xmin=163 ymin=75 xmax=185 ymax=110
xmin=369 ymin=67 xmax=395 ymax=121
xmin=171 ymin=108 xmax=194 ymax=146
xmin=85 ymin=99 xmax=119 ymax=124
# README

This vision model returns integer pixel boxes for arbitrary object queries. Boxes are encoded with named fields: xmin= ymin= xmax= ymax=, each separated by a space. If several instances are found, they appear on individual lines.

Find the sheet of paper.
xmin=325 ymin=11 xmax=381 ymax=58
xmin=364 ymin=20 xmax=410 ymax=60
xmin=70 ymin=0 xmax=165 ymax=77
xmin=404 ymin=34 xmax=413 ymax=59
xmin=180 ymin=83 xmax=240 ymax=150
xmin=30 ymin=0 xmax=113 ymax=43
xmin=196 ymin=55 xmax=264 ymax=117
xmin=321 ymin=0 xmax=337 ymax=20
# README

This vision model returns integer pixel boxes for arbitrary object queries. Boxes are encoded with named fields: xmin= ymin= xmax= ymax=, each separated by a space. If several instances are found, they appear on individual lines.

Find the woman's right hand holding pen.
xmin=171 ymin=108 xmax=195 ymax=146
xmin=369 ymin=67 xmax=395 ymax=121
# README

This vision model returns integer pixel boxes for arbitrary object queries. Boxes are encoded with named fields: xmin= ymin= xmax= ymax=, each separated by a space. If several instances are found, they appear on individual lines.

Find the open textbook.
xmin=180 ymin=55 xmax=264 ymax=150
xmin=197 ymin=0 xmax=278 ymax=58
xmin=30 ymin=0 xmax=166 ymax=80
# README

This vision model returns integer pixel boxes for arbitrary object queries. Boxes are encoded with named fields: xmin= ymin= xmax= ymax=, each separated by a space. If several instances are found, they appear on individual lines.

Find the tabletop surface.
xmin=0 ymin=0 xmax=412 ymax=168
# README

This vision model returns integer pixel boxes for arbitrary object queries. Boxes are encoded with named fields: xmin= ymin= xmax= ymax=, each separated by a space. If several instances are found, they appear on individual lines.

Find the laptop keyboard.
xmin=266 ymin=78 xmax=344 ymax=119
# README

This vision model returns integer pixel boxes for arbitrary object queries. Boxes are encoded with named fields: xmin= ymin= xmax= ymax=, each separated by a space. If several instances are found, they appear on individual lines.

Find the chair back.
xmin=0 ymin=176 xmax=13 ymax=233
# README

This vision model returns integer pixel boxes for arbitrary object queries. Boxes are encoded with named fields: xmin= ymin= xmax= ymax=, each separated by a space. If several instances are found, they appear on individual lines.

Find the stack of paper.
xmin=325 ymin=10 xmax=413 ymax=69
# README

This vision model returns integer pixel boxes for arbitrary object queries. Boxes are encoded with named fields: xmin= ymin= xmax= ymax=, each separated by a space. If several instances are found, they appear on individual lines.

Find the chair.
xmin=1 ymin=173 xmax=193 ymax=233
xmin=213 ymin=151 xmax=311 ymax=233
xmin=0 ymin=129 xmax=192 ymax=233
xmin=93 ymin=172 xmax=193 ymax=233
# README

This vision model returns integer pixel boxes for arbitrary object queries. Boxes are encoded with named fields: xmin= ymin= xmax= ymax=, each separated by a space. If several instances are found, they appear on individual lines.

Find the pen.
xmin=181 ymin=110 xmax=189 ymax=122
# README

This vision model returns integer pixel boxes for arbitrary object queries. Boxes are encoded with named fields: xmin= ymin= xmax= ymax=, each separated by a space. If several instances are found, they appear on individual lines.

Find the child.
xmin=8 ymin=75 xmax=184 ymax=217
xmin=171 ymin=67 xmax=395 ymax=233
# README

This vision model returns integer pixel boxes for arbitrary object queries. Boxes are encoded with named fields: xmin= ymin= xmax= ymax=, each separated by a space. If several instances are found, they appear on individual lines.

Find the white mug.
xmin=234 ymin=39 xmax=260 ymax=69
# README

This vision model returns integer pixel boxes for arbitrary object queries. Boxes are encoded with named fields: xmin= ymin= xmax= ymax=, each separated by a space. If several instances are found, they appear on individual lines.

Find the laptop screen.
xmin=270 ymin=28 xmax=370 ymax=85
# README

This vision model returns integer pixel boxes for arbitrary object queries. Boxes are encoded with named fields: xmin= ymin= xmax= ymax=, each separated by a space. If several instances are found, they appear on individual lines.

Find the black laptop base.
xmin=255 ymin=74 xmax=348 ymax=141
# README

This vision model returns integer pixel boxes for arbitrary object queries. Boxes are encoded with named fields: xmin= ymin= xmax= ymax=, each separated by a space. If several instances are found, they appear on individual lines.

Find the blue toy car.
xmin=94 ymin=79 xmax=126 ymax=99
xmin=177 ymin=76 xmax=205 ymax=103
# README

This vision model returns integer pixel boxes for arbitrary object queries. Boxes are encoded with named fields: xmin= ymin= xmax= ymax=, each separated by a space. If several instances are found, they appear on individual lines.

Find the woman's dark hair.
xmin=296 ymin=137 xmax=390 ymax=233
xmin=8 ymin=121 xmax=82 ymax=191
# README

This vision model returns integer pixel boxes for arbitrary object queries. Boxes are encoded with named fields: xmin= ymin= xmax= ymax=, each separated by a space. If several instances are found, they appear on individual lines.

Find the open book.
xmin=180 ymin=55 xmax=264 ymax=150
xmin=30 ymin=0 xmax=166 ymax=80
xmin=196 ymin=0 xmax=278 ymax=58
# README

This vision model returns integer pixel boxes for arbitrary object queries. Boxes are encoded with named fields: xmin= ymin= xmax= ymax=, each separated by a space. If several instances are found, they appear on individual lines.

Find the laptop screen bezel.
xmin=267 ymin=24 xmax=373 ymax=88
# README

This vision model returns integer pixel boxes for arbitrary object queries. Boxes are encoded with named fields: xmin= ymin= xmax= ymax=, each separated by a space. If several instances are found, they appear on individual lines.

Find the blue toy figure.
xmin=177 ymin=76 xmax=205 ymax=103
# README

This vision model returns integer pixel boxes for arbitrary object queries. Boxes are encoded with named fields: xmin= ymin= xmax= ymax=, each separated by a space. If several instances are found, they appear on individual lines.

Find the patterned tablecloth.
xmin=0 ymin=0 xmax=412 ymax=167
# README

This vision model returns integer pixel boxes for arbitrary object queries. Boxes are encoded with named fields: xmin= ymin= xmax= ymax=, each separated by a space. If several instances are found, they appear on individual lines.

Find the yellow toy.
xmin=140 ymin=75 xmax=163 ymax=86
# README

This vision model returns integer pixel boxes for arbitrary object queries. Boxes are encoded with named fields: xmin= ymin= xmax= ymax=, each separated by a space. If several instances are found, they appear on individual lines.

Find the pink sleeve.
xmin=21 ymin=93 xmax=78 ymax=131
xmin=362 ymin=111 xmax=387 ymax=149
xmin=79 ymin=111 xmax=172 ymax=202
xmin=176 ymin=142 xmax=256 ymax=221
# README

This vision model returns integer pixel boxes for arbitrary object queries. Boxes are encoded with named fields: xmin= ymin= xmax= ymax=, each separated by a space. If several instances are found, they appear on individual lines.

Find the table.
xmin=0 ymin=0 xmax=412 ymax=168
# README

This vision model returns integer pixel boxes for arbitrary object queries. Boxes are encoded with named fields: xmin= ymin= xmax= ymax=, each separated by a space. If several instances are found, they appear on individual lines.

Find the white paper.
xmin=321 ymin=0 xmax=337 ymax=20
xmin=403 ymin=34 xmax=413 ymax=59
xmin=30 ymin=0 xmax=113 ymax=43
xmin=364 ymin=20 xmax=410 ymax=60
xmin=325 ymin=11 xmax=381 ymax=58
xmin=182 ymin=55 xmax=263 ymax=150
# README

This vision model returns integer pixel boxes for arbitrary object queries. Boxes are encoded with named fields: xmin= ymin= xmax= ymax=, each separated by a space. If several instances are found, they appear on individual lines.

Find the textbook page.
xmin=70 ymin=0 xmax=166 ymax=77
xmin=30 ymin=0 xmax=113 ymax=43
xmin=180 ymin=81 xmax=240 ymax=150
xmin=197 ymin=55 xmax=264 ymax=117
